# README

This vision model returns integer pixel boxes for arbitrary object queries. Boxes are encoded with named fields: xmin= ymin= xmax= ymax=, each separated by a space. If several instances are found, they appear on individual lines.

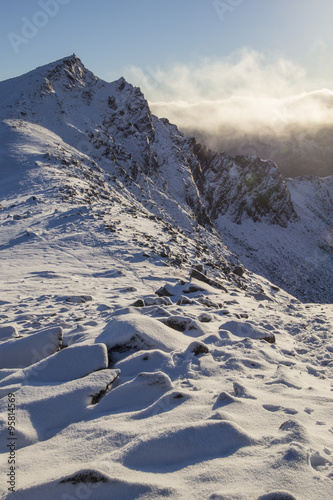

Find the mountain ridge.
xmin=0 ymin=54 xmax=332 ymax=302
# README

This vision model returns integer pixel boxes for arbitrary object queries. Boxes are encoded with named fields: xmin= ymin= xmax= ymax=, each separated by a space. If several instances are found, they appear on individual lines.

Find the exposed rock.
xmin=65 ymin=295 xmax=93 ymax=304
xmin=160 ymin=316 xmax=193 ymax=332
xmin=262 ymin=334 xmax=276 ymax=344
xmin=177 ymin=295 xmax=195 ymax=306
xmin=233 ymin=382 xmax=256 ymax=399
xmin=198 ymin=313 xmax=213 ymax=323
xmin=144 ymin=296 xmax=172 ymax=306
xmin=190 ymin=269 xmax=228 ymax=292
xmin=233 ymin=266 xmax=245 ymax=277
xmin=192 ymin=343 xmax=209 ymax=356
xmin=252 ymin=293 xmax=274 ymax=302
xmin=197 ymin=297 xmax=222 ymax=309
xmin=183 ymin=284 xmax=205 ymax=294
xmin=191 ymin=142 xmax=298 ymax=227
xmin=156 ymin=284 xmax=174 ymax=297
xmin=257 ymin=492 xmax=298 ymax=500
xmin=60 ymin=470 xmax=108 ymax=484
xmin=132 ymin=299 xmax=145 ymax=308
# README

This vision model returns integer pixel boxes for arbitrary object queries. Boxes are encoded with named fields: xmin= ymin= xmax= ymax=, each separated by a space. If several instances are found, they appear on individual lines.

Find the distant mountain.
xmin=0 ymin=55 xmax=332 ymax=302
xmin=188 ymin=125 xmax=333 ymax=178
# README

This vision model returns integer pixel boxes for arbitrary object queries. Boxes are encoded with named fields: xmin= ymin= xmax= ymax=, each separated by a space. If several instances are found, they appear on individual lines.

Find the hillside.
xmin=0 ymin=56 xmax=332 ymax=500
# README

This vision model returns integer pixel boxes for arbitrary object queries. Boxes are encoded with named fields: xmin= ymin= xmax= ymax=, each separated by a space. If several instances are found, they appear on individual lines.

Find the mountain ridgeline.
xmin=1 ymin=55 xmax=332 ymax=302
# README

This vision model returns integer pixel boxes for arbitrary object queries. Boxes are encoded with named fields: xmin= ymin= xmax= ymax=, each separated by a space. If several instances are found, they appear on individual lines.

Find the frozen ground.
xmin=0 ymin=56 xmax=332 ymax=499
xmin=0 ymin=142 xmax=332 ymax=500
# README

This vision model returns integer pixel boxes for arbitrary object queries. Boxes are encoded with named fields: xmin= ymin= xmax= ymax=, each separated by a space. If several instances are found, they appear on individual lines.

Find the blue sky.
xmin=1 ymin=0 xmax=332 ymax=87
xmin=1 ymin=0 xmax=333 ymax=143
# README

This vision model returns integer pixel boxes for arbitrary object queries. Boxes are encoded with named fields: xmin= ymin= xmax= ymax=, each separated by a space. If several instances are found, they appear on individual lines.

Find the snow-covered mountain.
xmin=0 ymin=56 xmax=332 ymax=499
xmin=187 ymin=122 xmax=333 ymax=178
xmin=1 ymin=54 xmax=332 ymax=302
xmin=190 ymin=142 xmax=333 ymax=303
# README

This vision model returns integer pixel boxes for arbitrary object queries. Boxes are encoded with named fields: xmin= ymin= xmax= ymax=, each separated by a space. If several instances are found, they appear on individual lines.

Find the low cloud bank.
xmin=125 ymin=50 xmax=333 ymax=177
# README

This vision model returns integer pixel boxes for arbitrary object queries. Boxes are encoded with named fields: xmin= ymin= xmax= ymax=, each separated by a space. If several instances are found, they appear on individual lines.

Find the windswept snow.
xmin=0 ymin=56 xmax=332 ymax=499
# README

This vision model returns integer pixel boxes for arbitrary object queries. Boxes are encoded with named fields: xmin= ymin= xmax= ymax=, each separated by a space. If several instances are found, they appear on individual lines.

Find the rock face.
xmin=0 ymin=55 xmax=332 ymax=302
xmin=191 ymin=142 xmax=297 ymax=227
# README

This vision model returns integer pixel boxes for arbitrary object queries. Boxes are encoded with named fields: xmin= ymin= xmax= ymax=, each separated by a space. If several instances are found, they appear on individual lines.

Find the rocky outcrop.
xmin=191 ymin=142 xmax=297 ymax=227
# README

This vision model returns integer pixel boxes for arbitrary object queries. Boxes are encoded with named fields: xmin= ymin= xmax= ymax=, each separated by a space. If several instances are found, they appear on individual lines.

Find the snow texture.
xmin=0 ymin=56 xmax=332 ymax=500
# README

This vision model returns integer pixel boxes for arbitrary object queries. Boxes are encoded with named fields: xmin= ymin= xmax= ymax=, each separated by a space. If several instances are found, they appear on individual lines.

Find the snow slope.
xmin=0 ymin=56 xmax=333 ymax=499
xmin=1 ymin=54 xmax=332 ymax=301
xmin=189 ymin=142 xmax=333 ymax=303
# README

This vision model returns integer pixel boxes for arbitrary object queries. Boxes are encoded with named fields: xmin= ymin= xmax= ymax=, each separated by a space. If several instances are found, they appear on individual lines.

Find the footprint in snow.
xmin=263 ymin=404 xmax=298 ymax=415
xmin=309 ymin=450 xmax=332 ymax=472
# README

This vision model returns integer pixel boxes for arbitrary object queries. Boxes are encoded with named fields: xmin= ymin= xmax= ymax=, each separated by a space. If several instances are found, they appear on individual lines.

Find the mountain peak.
xmin=0 ymin=58 xmax=332 ymax=303
xmin=44 ymin=53 xmax=98 ymax=88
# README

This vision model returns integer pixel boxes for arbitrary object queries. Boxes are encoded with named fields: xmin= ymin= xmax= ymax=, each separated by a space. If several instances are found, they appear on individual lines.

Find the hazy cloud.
xmin=125 ymin=50 xmax=332 ymax=128
xmin=124 ymin=50 xmax=333 ymax=176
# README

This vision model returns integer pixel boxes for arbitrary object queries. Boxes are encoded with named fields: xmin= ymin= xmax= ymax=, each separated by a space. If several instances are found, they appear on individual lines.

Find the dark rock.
xmin=216 ymin=391 xmax=237 ymax=405
xmin=198 ymin=297 xmax=222 ymax=309
xmin=194 ymin=264 xmax=204 ymax=272
xmin=262 ymin=334 xmax=276 ymax=344
xmin=91 ymin=372 xmax=119 ymax=404
xmin=144 ymin=296 xmax=172 ymax=306
xmin=183 ymin=285 xmax=205 ymax=294
xmin=60 ymin=470 xmax=108 ymax=485
xmin=160 ymin=316 xmax=192 ymax=332
xmin=233 ymin=266 xmax=245 ymax=277
xmin=156 ymin=284 xmax=174 ymax=297
xmin=108 ymin=334 xmax=148 ymax=362
xmin=65 ymin=295 xmax=92 ymax=304
xmin=257 ymin=492 xmax=297 ymax=500
xmin=193 ymin=343 xmax=209 ymax=356
xmin=191 ymin=143 xmax=298 ymax=227
xmin=132 ymin=299 xmax=145 ymax=307
xmin=107 ymin=96 xmax=117 ymax=110
xmin=190 ymin=269 xmax=209 ymax=282
xmin=252 ymin=293 xmax=274 ymax=302
xmin=170 ymin=256 xmax=183 ymax=266
xmin=190 ymin=269 xmax=228 ymax=292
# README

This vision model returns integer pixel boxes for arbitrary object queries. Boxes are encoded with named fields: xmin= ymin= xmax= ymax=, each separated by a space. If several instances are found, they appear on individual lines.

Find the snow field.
xmin=0 ymin=56 xmax=332 ymax=499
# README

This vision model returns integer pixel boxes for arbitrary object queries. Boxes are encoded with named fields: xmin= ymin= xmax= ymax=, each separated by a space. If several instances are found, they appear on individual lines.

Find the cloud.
xmin=124 ymin=50 xmax=333 ymax=177
xmin=124 ymin=49 xmax=333 ymax=128
xmin=126 ymin=49 xmax=306 ymax=100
